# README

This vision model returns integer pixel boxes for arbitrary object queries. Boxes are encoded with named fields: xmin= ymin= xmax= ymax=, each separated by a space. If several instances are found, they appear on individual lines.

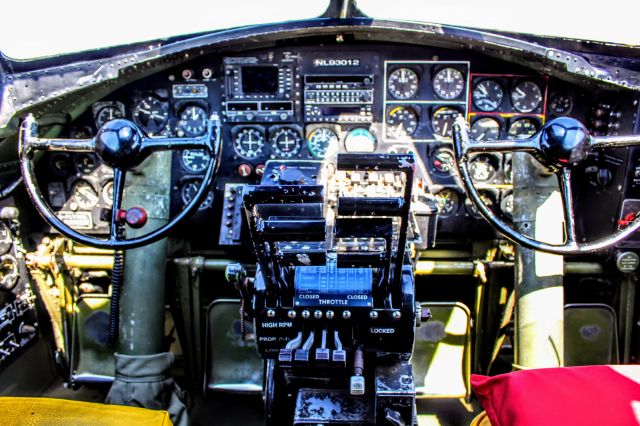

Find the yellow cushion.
xmin=0 ymin=397 xmax=173 ymax=426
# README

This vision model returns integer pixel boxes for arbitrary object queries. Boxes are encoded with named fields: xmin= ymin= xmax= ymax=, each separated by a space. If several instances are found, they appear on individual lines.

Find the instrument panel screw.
xmin=326 ymin=310 xmax=335 ymax=319
xmin=266 ymin=309 xmax=276 ymax=318
xmin=288 ymin=310 xmax=297 ymax=319
xmin=369 ymin=311 xmax=379 ymax=320
xmin=392 ymin=311 xmax=402 ymax=320
xmin=301 ymin=310 xmax=311 ymax=319
xmin=314 ymin=310 xmax=323 ymax=319
xmin=342 ymin=310 xmax=352 ymax=319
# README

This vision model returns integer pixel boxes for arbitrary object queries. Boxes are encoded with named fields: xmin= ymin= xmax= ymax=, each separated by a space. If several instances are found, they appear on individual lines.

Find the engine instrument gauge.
xmin=431 ymin=148 xmax=455 ymax=175
xmin=511 ymin=81 xmax=543 ymax=113
xmin=75 ymin=154 xmax=97 ymax=174
xmin=434 ymin=189 xmax=460 ymax=217
xmin=133 ymin=95 xmax=169 ymax=134
xmin=234 ymin=128 xmax=265 ymax=159
xmin=95 ymin=105 xmax=124 ymax=128
xmin=306 ymin=127 xmax=339 ymax=159
xmin=70 ymin=126 xmax=93 ymax=139
xmin=386 ymin=106 xmax=418 ymax=139
xmin=72 ymin=180 xmax=99 ymax=209
xmin=0 ymin=254 xmax=18 ymax=291
xmin=501 ymin=191 xmax=514 ymax=219
xmin=433 ymin=67 xmax=465 ymax=100
xmin=102 ymin=181 xmax=114 ymax=206
xmin=508 ymin=118 xmax=539 ymax=139
xmin=0 ymin=222 xmax=12 ymax=255
xmin=472 ymin=80 xmax=504 ymax=111
xmin=469 ymin=154 xmax=499 ymax=182
xmin=549 ymin=93 xmax=574 ymax=115
xmin=344 ymin=128 xmax=376 ymax=153
xmin=504 ymin=155 xmax=513 ymax=183
xmin=465 ymin=190 xmax=496 ymax=217
xmin=177 ymin=105 xmax=208 ymax=137
xmin=181 ymin=182 xmax=214 ymax=211
xmin=432 ymin=107 xmax=462 ymax=139
xmin=388 ymin=68 xmax=419 ymax=100
xmin=181 ymin=149 xmax=211 ymax=174
xmin=470 ymin=117 xmax=501 ymax=141
xmin=50 ymin=154 xmax=72 ymax=177
xmin=270 ymin=128 xmax=302 ymax=158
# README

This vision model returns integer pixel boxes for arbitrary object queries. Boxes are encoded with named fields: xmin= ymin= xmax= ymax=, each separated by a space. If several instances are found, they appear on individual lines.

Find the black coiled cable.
xmin=107 ymin=225 xmax=125 ymax=347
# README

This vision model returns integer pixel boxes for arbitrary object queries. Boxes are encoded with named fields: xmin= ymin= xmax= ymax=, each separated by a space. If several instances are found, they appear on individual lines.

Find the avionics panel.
xmin=223 ymin=55 xmax=298 ymax=123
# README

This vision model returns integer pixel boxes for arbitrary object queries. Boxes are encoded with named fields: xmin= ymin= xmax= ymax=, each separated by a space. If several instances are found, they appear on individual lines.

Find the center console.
xmin=226 ymin=152 xmax=435 ymax=425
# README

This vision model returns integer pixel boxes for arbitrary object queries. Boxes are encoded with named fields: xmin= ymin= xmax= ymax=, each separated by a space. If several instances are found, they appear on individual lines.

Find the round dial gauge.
xmin=0 ymin=254 xmax=18 ymax=291
xmin=178 ymin=105 xmax=208 ymax=137
xmin=501 ymin=191 xmax=514 ymax=219
xmin=306 ymin=128 xmax=339 ymax=159
xmin=0 ymin=222 xmax=12 ymax=255
xmin=102 ymin=181 xmax=114 ymax=206
xmin=433 ymin=67 xmax=465 ymax=100
xmin=50 ymin=154 xmax=72 ymax=177
xmin=511 ymin=81 xmax=543 ymax=113
xmin=388 ymin=68 xmax=419 ymax=100
xmin=75 ymin=153 xmax=97 ymax=174
xmin=181 ymin=182 xmax=214 ymax=211
xmin=469 ymin=154 xmax=499 ymax=182
xmin=465 ymin=190 xmax=496 ymax=217
xmin=181 ymin=149 xmax=211 ymax=174
xmin=386 ymin=106 xmax=418 ymax=139
xmin=508 ymin=118 xmax=539 ymax=139
xmin=504 ymin=155 xmax=513 ymax=183
xmin=472 ymin=80 xmax=504 ymax=112
xmin=96 ymin=105 xmax=124 ymax=128
xmin=70 ymin=126 xmax=93 ymax=139
xmin=432 ymin=107 xmax=462 ymax=139
xmin=344 ymin=128 xmax=376 ymax=153
xmin=234 ymin=128 xmax=265 ymax=159
xmin=471 ymin=117 xmax=501 ymax=141
xmin=434 ymin=189 xmax=460 ymax=217
xmin=270 ymin=128 xmax=302 ymax=158
xmin=549 ymin=93 xmax=574 ymax=115
xmin=133 ymin=95 xmax=169 ymax=134
xmin=432 ymin=148 xmax=455 ymax=175
xmin=72 ymin=180 xmax=99 ymax=209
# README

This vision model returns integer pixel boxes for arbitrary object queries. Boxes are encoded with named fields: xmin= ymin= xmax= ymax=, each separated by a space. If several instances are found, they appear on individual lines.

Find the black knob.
xmin=539 ymin=117 xmax=591 ymax=168
xmin=94 ymin=119 xmax=143 ymax=169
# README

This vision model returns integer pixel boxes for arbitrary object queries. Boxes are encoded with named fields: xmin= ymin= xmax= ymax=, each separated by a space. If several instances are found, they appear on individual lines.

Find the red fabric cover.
xmin=472 ymin=366 xmax=640 ymax=426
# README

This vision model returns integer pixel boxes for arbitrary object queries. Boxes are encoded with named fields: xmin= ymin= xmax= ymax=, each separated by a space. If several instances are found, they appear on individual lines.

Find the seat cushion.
xmin=0 ymin=397 xmax=173 ymax=426
xmin=472 ymin=366 xmax=640 ymax=426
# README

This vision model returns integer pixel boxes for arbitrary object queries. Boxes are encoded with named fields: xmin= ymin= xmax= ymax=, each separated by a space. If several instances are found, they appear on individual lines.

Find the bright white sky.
xmin=0 ymin=0 xmax=638 ymax=59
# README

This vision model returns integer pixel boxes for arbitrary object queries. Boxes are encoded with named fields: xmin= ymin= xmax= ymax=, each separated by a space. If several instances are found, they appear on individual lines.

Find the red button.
xmin=255 ymin=164 xmax=265 ymax=176
xmin=237 ymin=163 xmax=253 ymax=177
xmin=125 ymin=207 xmax=147 ymax=229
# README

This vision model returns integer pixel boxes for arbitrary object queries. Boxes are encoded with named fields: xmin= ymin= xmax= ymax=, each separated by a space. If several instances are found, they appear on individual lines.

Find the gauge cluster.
xmin=45 ymin=43 xmax=612 ymax=244
xmin=39 ymin=152 xmax=114 ymax=234
xmin=468 ymin=74 xmax=548 ymax=141
xmin=383 ymin=61 xmax=470 ymax=142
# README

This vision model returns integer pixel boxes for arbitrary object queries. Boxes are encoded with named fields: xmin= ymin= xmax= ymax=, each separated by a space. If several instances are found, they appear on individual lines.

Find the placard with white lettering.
xmin=294 ymin=266 xmax=372 ymax=308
